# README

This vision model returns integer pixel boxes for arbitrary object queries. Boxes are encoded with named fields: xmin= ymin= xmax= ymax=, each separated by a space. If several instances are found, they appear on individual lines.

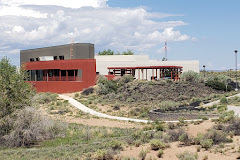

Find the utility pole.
xmin=235 ymin=50 xmax=238 ymax=90
xmin=203 ymin=65 xmax=206 ymax=78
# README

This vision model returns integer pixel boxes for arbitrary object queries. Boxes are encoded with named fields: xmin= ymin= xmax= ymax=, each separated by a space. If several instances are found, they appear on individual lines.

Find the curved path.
xmin=59 ymin=93 xmax=240 ymax=123
xmin=59 ymin=95 xmax=202 ymax=123
xmin=59 ymin=95 xmax=150 ymax=123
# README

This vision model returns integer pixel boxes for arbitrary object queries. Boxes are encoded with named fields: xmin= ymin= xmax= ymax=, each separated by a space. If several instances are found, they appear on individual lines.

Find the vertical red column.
xmin=66 ymin=70 xmax=68 ymax=81
xmin=59 ymin=70 xmax=61 ymax=81
xmin=74 ymin=70 xmax=76 ymax=81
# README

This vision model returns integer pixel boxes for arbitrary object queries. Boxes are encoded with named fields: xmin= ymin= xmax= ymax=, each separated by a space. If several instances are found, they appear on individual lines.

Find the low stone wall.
xmin=149 ymin=109 xmax=220 ymax=121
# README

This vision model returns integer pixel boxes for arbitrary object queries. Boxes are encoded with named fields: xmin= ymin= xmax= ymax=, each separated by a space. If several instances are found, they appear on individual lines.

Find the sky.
xmin=0 ymin=0 xmax=239 ymax=70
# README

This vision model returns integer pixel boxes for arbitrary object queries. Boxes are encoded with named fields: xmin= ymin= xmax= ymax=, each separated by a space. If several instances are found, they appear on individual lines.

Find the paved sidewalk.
xmin=59 ymin=94 xmax=202 ymax=123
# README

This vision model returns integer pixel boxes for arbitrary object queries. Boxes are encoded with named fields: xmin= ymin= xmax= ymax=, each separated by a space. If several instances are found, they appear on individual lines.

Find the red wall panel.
xmin=24 ymin=59 xmax=96 ymax=93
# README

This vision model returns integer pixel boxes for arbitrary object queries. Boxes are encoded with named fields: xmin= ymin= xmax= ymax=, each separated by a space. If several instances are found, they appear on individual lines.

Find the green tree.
xmin=98 ymin=49 xmax=134 ymax=55
xmin=0 ymin=57 xmax=35 ymax=119
xmin=122 ymin=49 xmax=134 ymax=55
xmin=98 ymin=49 xmax=114 ymax=55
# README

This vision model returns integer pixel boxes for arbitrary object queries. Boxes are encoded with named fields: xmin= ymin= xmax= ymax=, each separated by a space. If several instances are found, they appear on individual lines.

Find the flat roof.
xmin=108 ymin=66 xmax=182 ymax=70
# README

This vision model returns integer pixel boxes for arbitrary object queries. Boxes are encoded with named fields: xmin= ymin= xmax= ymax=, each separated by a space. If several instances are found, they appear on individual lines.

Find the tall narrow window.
xmin=36 ymin=58 xmax=39 ymax=61
xmin=30 ymin=58 xmax=34 ymax=62
xmin=54 ymin=56 xmax=57 ymax=60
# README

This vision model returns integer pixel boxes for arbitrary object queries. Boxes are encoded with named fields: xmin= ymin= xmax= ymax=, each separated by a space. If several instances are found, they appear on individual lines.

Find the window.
xmin=54 ymin=56 xmax=57 ymax=60
xmin=36 ymin=58 xmax=39 ymax=61
xmin=59 ymin=56 xmax=64 ymax=60
xmin=30 ymin=58 xmax=34 ymax=62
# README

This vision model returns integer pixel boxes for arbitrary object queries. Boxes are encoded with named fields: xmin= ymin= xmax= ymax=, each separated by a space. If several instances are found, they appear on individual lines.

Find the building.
xmin=95 ymin=55 xmax=199 ymax=80
xmin=20 ymin=43 xmax=96 ymax=93
xmin=21 ymin=43 xmax=200 ymax=93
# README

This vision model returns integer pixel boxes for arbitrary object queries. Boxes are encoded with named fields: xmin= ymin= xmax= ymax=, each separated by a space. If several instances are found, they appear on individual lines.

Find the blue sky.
xmin=0 ymin=0 xmax=239 ymax=70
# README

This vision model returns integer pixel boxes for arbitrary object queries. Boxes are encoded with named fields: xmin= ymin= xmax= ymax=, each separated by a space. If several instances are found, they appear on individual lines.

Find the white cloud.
xmin=0 ymin=0 xmax=108 ymax=8
xmin=0 ymin=0 xmax=193 ymax=63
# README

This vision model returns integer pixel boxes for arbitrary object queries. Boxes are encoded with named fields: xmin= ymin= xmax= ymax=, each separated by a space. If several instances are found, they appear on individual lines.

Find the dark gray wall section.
xmin=20 ymin=43 xmax=94 ymax=64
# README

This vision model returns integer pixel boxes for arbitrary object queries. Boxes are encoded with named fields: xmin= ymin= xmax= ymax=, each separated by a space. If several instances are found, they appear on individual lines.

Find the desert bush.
xmin=223 ymin=118 xmax=240 ymax=135
xmin=179 ymin=133 xmax=192 ymax=146
xmin=138 ymin=148 xmax=147 ymax=160
xmin=74 ymin=93 xmax=80 ymax=98
xmin=107 ymin=140 xmax=123 ymax=150
xmin=180 ymin=71 xmax=204 ymax=83
xmin=117 ymin=75 xmax=134 ymax=86
xmin=205 ymin=129 xmax=228 ymax=144
xmin=228 ymin=96 xmax=240 ymax=106
xmin=82 ymin=87 xmax=94 ymax=95
xmin=158 ymin=101 xmax=179 ymax=111
xmin=220 ymin=97 xmax=228 ymax=104
xmin=153 ymin=121 xmax=165 ymax=131
xmin=33 ymin=92 xmax=58 ymax=104
xmin=167 ymin=128 xmax=185 ymax=142
xmin=157 ymin=149 xmax=164 ymax=158
xmin=194 ymin=133 xmax=204 ymax=145
xmin=97 ymin=76 xmax=118 ymax=94
xmin=200 ymin=139 xmax=213 ymax=150
xmin=150 ymin=139 xmax=168 ymax=150
xmin=217 ymin=105 xmax=227 ymax=112
xmin=94 ymin=149 xmax=114 ymax=160
xmin=2 ymin=107 xmax=66 ymax=147
xmin=218 ymin=111 xmax=235 ymax=123
xmin=206 ymin=75 xmax=231 ymax=91
xmin=177 ymin=151 xmax=198 ymax=160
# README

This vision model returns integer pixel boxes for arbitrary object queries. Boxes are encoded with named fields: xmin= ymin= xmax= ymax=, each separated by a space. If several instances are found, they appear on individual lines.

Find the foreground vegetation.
xmin=1 ymin=57 xmax=240 ymax=159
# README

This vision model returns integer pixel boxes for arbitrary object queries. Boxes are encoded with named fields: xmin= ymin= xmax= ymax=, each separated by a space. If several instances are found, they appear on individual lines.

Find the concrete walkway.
xmin=59 ymin=95 xmax=203 ymax=123
xmin=59 ymin=95 xmax=150 ymax=123
xmin=59 ymin=93 xmax=240 ymax=123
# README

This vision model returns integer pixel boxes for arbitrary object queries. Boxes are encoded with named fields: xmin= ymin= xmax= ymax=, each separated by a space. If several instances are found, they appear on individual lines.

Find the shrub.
xmin=218 ymin=111 xmax=235 ymax=123
xmin=81 ymin=87 xmax=94 ymax=95
xmin=74 ymin=93 xmax=80 ymax=98
xmin=158 ymin=101 xmax=179 ymax=111
xmin=117 ymin=75 xmax=134 ymax=86
xmin=107 ymin=140 xmax=123 ymax=150
xmin=167 ymin=128 xmax=185 ymax=142
xmin=138 ymin=148 xmax=147 ymax=160
xmin=217 ymin=105 xmax=227 ymax=113
xmin=95 ymin=149 xmax=114 ymax=160
xmin=200 ymin=139 xmax=213 ymax=150
xmin=224 ymin=118 xmax=240 ymax=135
xmin=2 ymin=107 xmax=66 ymax=147
xmin=206 ymin=75 xmax=231 ymax=91
xmin=33 ymin=92 xmax=58 ymax=104
xmin=220 ymin=97 xmax=228 ymax=104
xmin=97 ymin=76 xmax=118 ymax=94
xmin=179 ymin=133 xmax=192 ymax=146
xmin=180 ymin=71 xmax=203 ymax=83
xmin=205 ymin=129 xmax=228 ymax=144
xmin=194 ymin=133 xmax=204 ymax=145
xmin=176 ymin=151 xmax=198 ymax=160
xmin=157 ymin=149 xmax=164 ymax=158
xmin=150 ymin=139 xmax=167 ymax=150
